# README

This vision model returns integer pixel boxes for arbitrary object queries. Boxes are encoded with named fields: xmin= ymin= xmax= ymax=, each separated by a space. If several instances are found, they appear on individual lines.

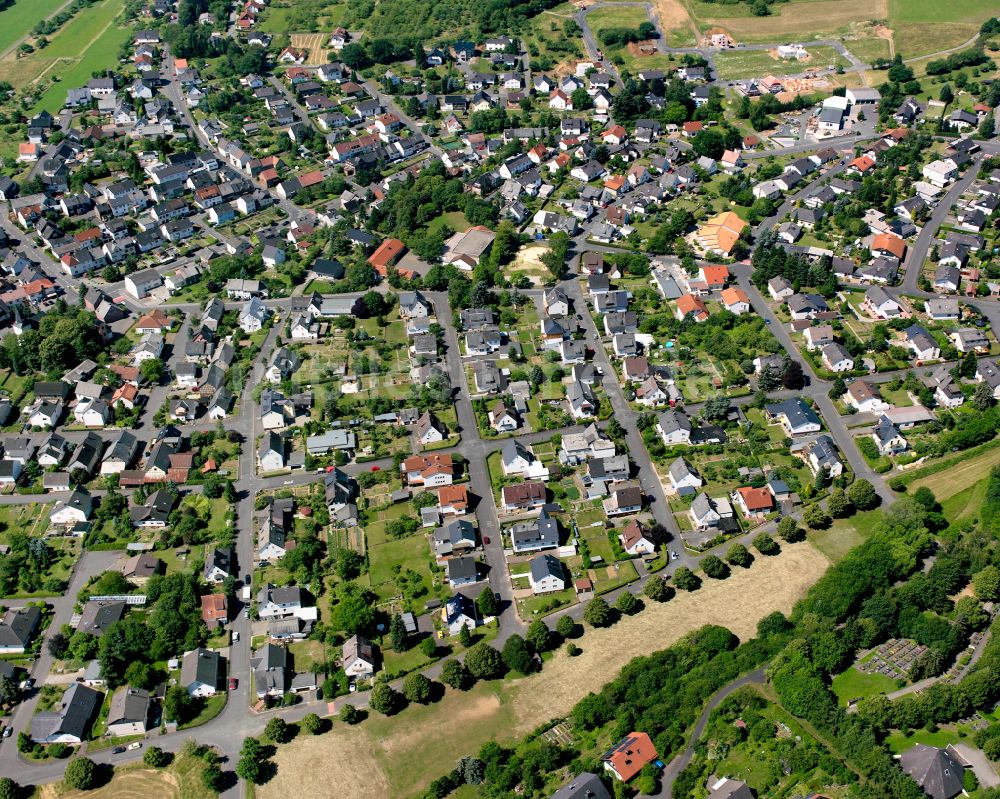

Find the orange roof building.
xmin=848 ymin=155 xmax=875 ymax=174
xmin=735 ymin=486 xmax=775 ymax=514
xmin=367 ymin=238 xmax=406 ymax=276
xmin=201 ymin=593 xmax=228 ymax=626
xmin=135 ymin=309 xmax=171 ymax=332
xmin=602 ymin=732 xmax=658 ymax=782
xmin=675 ymin=293 xmax=709 ymax=322
xmin=699 ymin=264 xmax=730 ymax=287
xmin=720 ymin=287 xmax=751 ymax=311
xmin=871 ymin=232 xmax=905 ymax=260
xmin=696 ymin=211 xmax=747 ymax=256
xmin=436 ymin=484 xmax=469 ymax=514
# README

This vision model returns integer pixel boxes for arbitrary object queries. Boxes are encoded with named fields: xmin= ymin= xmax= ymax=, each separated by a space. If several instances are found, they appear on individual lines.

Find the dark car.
xmin=112 ymin=746 xmax=126 ymax=754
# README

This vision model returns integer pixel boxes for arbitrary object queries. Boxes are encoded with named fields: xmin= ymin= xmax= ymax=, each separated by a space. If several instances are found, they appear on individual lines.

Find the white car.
xmin=232 ymin=631 xmax=240 ymax=643
xmin=128 ymin=742 xmax=142 ymax=750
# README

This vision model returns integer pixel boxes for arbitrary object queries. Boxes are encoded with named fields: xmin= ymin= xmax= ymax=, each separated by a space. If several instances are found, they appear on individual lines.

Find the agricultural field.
xmin=258 ymin=543 xmax=830 ymax=799
xmin=259 ymin=0 xmax=348 ymax=33
xmin=0 ymin=0 xmax=67 ymax=56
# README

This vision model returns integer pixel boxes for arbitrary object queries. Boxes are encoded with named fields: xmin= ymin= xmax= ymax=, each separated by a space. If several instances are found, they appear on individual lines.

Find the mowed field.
xmin=38 ymin=752 xmax=216 ymax=799
xmin=0 ymin=0 xmax=68 ymax=56
xmin=259 ymin=544 xmax=830 ymax=799
xmin=685 ymin=0 xmax=888 ymax=42
xmin=0 ymin=0 xmax=129 ymax=112
xmin=909 ymin=443 xmax=1000 ymax=503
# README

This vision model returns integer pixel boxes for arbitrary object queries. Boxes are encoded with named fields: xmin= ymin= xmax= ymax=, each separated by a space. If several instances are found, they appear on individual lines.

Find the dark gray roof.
xmin=530 ymin=553 xmax=564 ymax=583
xmin=550 ymin=772 xmax=611 ymax=799
xmin=30 ymin=682 xmax=101 ymax=742
xmin=899 ymin=744 xmax=964 ymax=799
xmin=0 ymin=605 xmax=41 ymax=648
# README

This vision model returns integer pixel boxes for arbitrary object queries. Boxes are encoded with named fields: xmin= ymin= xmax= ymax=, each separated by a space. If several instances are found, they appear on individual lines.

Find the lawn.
xmin=178 ymin=692 xmax=226 ymax=730
xmin=809 ymin=507 xmax=882 ymax=563
xmin=843 ymin=37 xmax=891 ymax=65
xmin=365 ymin=503 xmax=445 ymax=606
xmin=830 ymin=665 xmax=900 ymax=706
xmin=29 ymin=0 xmax=131 ymax=112
xmin=714 ymin=46 xmax=848 ymax=81
xmin=426 ymin=211 xmax=472 ymax=236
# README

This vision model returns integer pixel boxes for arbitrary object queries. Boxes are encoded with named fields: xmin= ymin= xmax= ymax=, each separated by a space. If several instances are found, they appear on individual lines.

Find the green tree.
xmin=402 ymin=672 xmax=433 ymax=703
xmin=501 ymin=635 xmax=535 ymax=675
xmin=476 ymin=588 xmax=498 ymax=618
xmin=163 ymin=685 xmax=193 ymax=724
xmin=340 ymin=703 xmax=362 ymax=724
xmin=701 ymin=555 xmax=729 ymax=579
xmin=644 ymin=576 xmax=673 ymax=602
xmin=583 ymin=597 xmax=613 ymax=628
xmin=939 ymin=83 xmax=954 ymax=104
xmin=526 ymin=619 xmax=551 ymax=653
xmin=464 ymin=643 xmax=504 ymax=680
xmin=777 ymin=516 xmax=801 ymax=542
xmin=265 ymin=717 xmax=291 ymax=744
xmin=803 ymin=504 xmax=831 ymax=529
xmin=973 ymin=566 xmax=1000 ymax=602
xmin=370 ymin=682 xmax=400 ymax=715
xmin=616 ymin=591 xmax=640 ymax=615
xmin=828 ymin=487 xmax=853 ymax=518
xmin=753 ymin=533 xmax=779 ymax=555
xmin=556 ymin=614 xmax=577 ymax=639
xmin=440 ymin=659 xmax=471 ymax=690
xmin=202 ymin=762 xmax=224 ymax=791
xmin=64 ymin=757 xmax=97 ymax=790
xmin=0 ymin=777 xmax=19 ymax=799
xmin=302 ymin=712 xmax=323 ymax=735
xmin=725 ymin=543 xmax=752 ymax=568
xmin=144 ymin=746 xmax=170 ymax=767
xmin=458 ymin=622 xmax=473 ymax=648
xmin=389 ymin=613 xmax=407 ymax=653
xmin=848 ymin=479 xmax=879 ymax=510
xmin=673 ymin=566 xmax=700 ymax=591
xmin=330 ymin=582 xmax=376 ymax=636
xmin=139 ymin=358 xmax=165 ymax=384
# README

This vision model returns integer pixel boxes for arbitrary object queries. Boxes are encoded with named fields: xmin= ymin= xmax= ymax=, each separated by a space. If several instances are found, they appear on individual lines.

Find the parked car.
xmin=483 ymin=536 xmax=490 ymax=545
xmin=128 ymin=742 xmax=142 ymax=750
xmin=2 ymin=727 xmax=11 ymax=738
xmin=228 ymin=677 xmax=238 ymax=690
xmin=112 ymin=746 xmax=126 ymax=754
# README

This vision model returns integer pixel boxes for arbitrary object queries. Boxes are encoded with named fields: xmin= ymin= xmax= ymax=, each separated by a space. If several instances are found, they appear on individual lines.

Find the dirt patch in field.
xmin=627 ymin=40 xmax=659 ymax=57
xmin=259 ymin=544 xmax=830 ymax=799
xmin=654 ymin=0 xmax=692 ymax=32
xmin=511 ymin=243 xmax=552 ymax=284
